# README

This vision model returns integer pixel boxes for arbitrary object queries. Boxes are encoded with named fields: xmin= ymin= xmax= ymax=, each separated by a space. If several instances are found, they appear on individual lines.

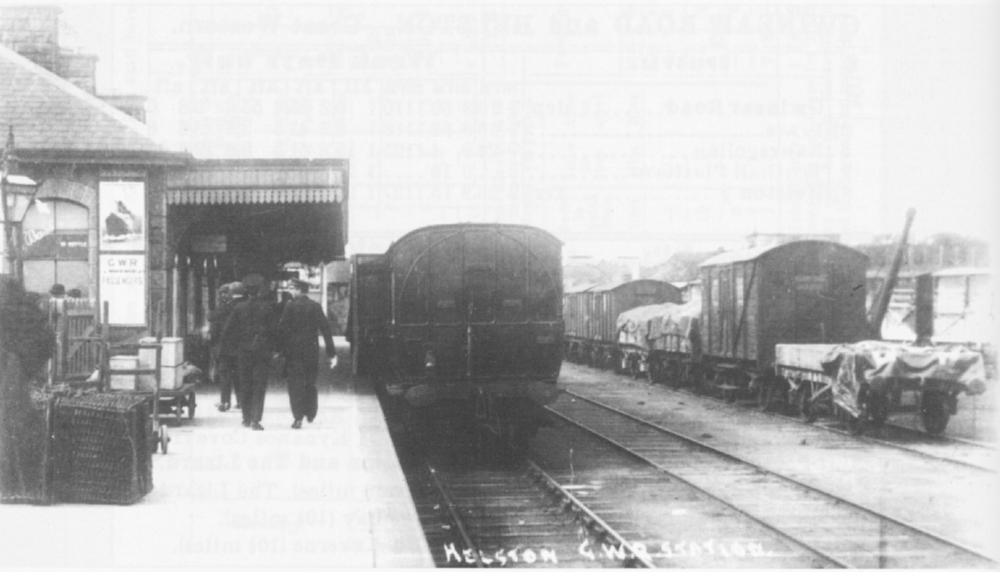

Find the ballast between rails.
xmin=551 ymin=389 xmax=997 ymax=568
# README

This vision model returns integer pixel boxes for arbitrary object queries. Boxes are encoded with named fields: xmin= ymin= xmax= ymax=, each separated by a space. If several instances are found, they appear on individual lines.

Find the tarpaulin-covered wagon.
xmin=776 ymin=341 xmax=988 ymax=434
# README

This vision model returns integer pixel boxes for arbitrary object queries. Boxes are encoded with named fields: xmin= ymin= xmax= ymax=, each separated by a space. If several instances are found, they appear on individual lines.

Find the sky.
xmin=55 ymin=1 xmax=999 ymax=261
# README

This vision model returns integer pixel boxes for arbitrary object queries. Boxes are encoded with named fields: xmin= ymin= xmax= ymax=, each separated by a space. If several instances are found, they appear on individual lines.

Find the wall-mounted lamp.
xmin=2 ymin=172 xmax=40 ymax=282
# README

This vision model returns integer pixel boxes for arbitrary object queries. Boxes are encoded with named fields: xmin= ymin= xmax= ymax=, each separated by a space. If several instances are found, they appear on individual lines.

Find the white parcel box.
xmin=138 ymin=365 xmax=183 ymax=391
xmin=109 ymin=356 xmax=139 ymax=390
xmin=138 ymin=337 xmax=185 ymax=367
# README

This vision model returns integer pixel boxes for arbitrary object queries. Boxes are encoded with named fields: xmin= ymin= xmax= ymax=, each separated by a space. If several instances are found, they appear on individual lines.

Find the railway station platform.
xmin=0 ymin=338 xmax=434 ymax=568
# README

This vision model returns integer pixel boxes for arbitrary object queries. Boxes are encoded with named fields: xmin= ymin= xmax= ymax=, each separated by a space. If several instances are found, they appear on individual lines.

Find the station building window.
xmin=21 ymin=199 xmax=90 ymax=297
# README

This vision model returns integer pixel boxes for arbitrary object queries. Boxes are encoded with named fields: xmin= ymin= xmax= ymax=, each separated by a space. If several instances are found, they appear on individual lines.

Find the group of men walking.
xmin=208 ymin=274 xmax=336 ymax=431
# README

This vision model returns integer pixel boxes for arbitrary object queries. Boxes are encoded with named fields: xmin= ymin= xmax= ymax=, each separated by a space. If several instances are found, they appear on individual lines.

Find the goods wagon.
xmin=616 ymin=291 xmax=702 ymax=381
xmin=696 ymin=240 xmax=869 ymax=399
xmin=564 ymin=279 xmax=683 ymax=370
xmin=349 ymin=223 xmax=564 ymax=448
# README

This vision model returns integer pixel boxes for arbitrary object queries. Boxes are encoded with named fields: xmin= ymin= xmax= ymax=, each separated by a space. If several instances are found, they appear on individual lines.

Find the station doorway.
xmin=164 ymin=160 xmax=348 ymax=342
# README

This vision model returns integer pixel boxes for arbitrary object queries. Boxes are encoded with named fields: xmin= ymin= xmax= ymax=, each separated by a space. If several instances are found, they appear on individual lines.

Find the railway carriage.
xmin=349 ymin=223 xmax=564 ymax=447
xmin=564 ymin=279 xmax=683 ymax=371
xmin=696 ymin=240 xmax=870 ymax=401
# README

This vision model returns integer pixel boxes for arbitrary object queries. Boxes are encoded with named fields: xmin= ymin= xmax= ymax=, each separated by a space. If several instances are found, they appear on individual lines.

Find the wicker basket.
xmin=51 ymin=394 xmax=153 ymax=505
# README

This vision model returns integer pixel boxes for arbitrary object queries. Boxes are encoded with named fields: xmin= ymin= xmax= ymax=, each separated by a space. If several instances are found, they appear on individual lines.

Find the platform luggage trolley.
xmin=105 ymin=340 xmax=169 ymax=454
xmin=104 ymin=337 xmax=199 ymax=454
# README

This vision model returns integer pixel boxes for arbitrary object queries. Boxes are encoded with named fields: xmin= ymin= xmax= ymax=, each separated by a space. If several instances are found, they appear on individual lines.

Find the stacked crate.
xmin=139 ymin=337 xmax=185 ymax=390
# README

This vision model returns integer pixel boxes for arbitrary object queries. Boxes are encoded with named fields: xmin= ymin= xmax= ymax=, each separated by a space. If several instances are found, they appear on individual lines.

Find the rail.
xmin=551 ymin=389 xmax=996 ymax=568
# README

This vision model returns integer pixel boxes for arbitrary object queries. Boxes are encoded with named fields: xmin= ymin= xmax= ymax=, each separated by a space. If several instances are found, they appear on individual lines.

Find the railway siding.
xmin=529 ymin=420 xmax=839 ymax=568
xmin=557 ymin=363 xmax=998 ymax=560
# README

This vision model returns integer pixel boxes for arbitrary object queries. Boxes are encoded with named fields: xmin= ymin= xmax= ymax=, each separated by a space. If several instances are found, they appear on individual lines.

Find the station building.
xmin=1 ymin=6 xmax=348 ymax=349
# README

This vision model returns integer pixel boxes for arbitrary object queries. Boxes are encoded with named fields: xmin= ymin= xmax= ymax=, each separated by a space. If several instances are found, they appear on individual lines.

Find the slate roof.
xmin=0 ymin=43 xmax=187 ymax=164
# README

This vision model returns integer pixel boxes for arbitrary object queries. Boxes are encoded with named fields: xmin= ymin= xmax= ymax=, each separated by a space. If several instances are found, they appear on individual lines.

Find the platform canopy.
xmin=167 ymin=159 xmax=349 ymax=267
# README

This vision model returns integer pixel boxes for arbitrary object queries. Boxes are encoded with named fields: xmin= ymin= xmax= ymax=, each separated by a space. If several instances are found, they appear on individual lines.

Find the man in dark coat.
xmin=221 ymin=274 xmax=277 ymax=430
xmin=279 ymin=279 xmax=336 ymax=429
xmin=209 ymin=282 xmax=242 ymax=411
xmin=1 ymin=278 xmax=54 ymax=503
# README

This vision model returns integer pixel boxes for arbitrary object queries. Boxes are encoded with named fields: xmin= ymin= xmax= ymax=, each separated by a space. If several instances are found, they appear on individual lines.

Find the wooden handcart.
xmin=143 ymin=383 xmax=198 ymax=422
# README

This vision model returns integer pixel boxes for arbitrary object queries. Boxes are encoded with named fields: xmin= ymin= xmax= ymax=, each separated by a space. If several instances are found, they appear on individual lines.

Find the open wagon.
xmin=776 ymin=341 xmax=989 ymax=434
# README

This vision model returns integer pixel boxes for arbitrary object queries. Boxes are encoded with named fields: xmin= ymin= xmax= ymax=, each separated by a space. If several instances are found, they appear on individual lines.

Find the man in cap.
xmin=222 ymin=274 xmax=277 ymax=430
xmin=209 ymin=282 xmax=243 ymax=411
xmin=278 ymin=279 xmax=336 ymax=429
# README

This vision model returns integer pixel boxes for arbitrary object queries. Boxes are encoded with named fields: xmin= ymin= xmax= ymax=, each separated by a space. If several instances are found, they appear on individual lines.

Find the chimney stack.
xmin=1 ymin=5 xmax=147 ymax=121
xmin=0 ymin=5 xmax=61 ymax=72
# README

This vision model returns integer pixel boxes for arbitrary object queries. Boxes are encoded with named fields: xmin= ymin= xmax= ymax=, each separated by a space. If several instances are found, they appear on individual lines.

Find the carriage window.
xmin=22 ymin=199 xmax=89 ymax=297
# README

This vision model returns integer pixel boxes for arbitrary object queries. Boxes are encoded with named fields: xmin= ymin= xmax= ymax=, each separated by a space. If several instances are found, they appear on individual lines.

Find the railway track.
xmin=715 ymin=388 xmax=996 ymax=472
xmin=547 ymin=390 xmax=997 ymax=568
xmin=603 ymin=364 xmax=996 ymax=473
xmin=805 ymin=416 xmax=997 ymax=472
xmin=403 ymin=455 xmax=653 ymax=568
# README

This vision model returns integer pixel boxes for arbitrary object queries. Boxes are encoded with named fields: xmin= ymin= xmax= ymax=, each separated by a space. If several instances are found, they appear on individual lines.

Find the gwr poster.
xmin=100 ymin=254 xmax=146 ymax=325
xmin=99 ymin=181 xmax=146 ymax=251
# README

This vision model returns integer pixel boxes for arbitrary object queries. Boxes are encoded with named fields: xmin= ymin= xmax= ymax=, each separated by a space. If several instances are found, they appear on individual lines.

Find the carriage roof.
xmin=699 ymin=240 xmax=866 ymax=268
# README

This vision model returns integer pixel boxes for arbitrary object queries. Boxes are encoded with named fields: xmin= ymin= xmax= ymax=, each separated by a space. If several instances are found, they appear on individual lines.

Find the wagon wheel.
xmin=920 ymin=391 xmax=950 ymax=435
xmin=797 ymin=385 xmax=817 ymax=422
xmin=646 ymin=358 xmax=659 ymax=384
xmin=628 ymin=355 xmax=642 ymax=379
xmin=187 ymin=392 xmax=197 ymax=419
xmin=846 ymin=386 xmax=877 ymax=435
xmin=722 ymin=371 xmax=740 ymax=403
xmin=694 ymin=368 xmax=712 ymax=395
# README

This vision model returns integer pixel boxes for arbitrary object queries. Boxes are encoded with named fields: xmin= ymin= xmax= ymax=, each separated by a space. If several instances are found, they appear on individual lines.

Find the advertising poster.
xmin=99 ymin=181 xmax=146 ymax=251
xmin=100 ymin=254 xmax=146 ymax=325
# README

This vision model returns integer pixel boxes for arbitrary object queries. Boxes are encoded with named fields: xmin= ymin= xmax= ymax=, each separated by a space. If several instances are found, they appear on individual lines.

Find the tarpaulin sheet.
xmin=617 ymin=294 xmax=701 ymax=352
xmin=820 ymin=341 xmax=988 ymax=417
